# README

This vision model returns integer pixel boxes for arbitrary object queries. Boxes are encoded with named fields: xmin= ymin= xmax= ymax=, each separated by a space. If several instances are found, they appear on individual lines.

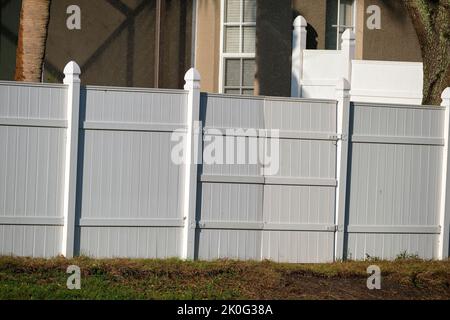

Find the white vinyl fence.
xmin=1 ymin=62 xmax=449 ymax=262
xmin=291 ymin=15 xmax=424 ymax=105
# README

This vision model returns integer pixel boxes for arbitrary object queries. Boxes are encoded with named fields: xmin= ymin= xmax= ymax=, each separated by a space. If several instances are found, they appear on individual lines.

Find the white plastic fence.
xmin=291 ymin=15 xmax=424 ymax=105
xmin=350 ymin=60 xmax=424 ymax=105
xmin=0 ymin=62 xmax=449 ymax=262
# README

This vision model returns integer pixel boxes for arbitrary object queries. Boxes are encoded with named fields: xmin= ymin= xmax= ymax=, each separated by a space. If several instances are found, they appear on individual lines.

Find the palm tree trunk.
xmin=15 ymin=0 xmax=51 ymax=82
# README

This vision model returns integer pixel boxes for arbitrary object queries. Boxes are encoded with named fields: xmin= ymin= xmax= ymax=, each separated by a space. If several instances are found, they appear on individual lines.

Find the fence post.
xmin=341 ymin=29 xmax=355 ymax=83
xmin=62 ymin=61 xmax=81 ymax=258
xmin=335 ymin=78 xmax=351 ymax=261
xmin=181 ymin=68 xmax=201 ymax=260
xmin=291 ymin=15 xmax=307 ymax=98
xmin=439 ymin=87 xmax=450 ymax=260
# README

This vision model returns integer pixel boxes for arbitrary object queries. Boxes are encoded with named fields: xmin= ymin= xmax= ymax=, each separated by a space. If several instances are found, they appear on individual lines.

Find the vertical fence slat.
xmin=61 ymin=62 xmax=81 ymax=258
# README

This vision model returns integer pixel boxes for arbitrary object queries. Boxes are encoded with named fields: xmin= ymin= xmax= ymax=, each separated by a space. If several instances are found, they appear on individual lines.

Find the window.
xmin=325 ymin=0 xmax=355 ymax=50
xmin=220 ymin=0 xmax=256 ymax=95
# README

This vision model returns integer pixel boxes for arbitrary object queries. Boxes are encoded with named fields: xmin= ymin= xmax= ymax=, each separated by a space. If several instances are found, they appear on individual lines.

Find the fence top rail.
xmin=203 ymin=92 xmax=337 ymax=105
xmin=0 ymin=80 xmax=67 ymax=89
xmin=352 ymin=101 xmax=445 ymax=111
xmin=83 ymin=85 xmax=188 ymax=95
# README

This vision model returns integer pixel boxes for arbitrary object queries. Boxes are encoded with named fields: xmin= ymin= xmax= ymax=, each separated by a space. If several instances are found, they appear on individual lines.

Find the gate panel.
xmin=261 ymin=98 xmax=337 ymax=263
xmin=196 ymin=94 xmax=265 ymax=260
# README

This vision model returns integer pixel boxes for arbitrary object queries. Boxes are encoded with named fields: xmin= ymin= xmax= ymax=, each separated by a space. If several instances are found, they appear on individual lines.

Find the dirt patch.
xmin=275 ymin=271 xmax=449 ymax=299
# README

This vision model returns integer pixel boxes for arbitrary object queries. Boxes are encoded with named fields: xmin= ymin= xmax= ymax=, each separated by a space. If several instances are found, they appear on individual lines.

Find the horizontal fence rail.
xmin=0 ymin=63 xmax=449 ymax=262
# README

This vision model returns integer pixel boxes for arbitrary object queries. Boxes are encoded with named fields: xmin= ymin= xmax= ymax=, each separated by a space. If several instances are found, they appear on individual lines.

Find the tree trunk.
xmin=15 ymin=0 xmax=51 ymax=82
xmin=403 ymin=0 xmax=450 ymax=105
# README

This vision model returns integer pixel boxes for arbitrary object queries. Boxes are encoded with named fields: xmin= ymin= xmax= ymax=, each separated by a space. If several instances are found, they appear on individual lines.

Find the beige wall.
xmin=292 ymin=0 xmax=327 ymax=49
xmin=358 ymin=0 xmax=422 ymax=62
xmin=44 ymin=0 xmax=193 ymax=88
xmin=355 ymin=0 xmax=365 ymax=59
xmin=293 ymin=0 xmax=421 ymax=62
xmin=160 ymin=0 xmax=193 ymax=89
xmin=195 ymin=0 xmax=221 ymax=93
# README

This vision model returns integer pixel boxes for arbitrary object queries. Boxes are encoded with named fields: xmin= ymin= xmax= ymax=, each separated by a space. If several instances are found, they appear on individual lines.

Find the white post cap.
xmin=342 ymin=29 xmax=356 ymax=42
xmin=63 ymin=61 xmax=81 ymax=84
xmin=442 ymin=88 xmax=450 ymax=107
xmin=293 ymin=15 xmax=307 ymax=28
xmin=184 ymin=68 xmax=201 ymax=90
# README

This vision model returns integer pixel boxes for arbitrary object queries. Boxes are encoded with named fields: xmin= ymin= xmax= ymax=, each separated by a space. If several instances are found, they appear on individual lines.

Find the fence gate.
xmin=195 ymin=93 xmax=339 ymax=263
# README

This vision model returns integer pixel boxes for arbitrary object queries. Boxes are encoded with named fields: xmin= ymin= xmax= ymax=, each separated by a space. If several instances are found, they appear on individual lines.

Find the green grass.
xmin=1 ymin=256 xmax=450 ymax=300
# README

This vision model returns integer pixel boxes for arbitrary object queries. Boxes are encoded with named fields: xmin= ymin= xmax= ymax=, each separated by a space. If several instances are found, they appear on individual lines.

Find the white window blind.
xmin=225 ymin=27 xmax=240 ymax=53
xmin=325 ymin=0 xmax=355 ymax=50
xmin=226 ymin=0 xmax=240 ymax=22
xmin=221 ymin=0 xmax=256 ymax=95
xmin=243 ymin=0 xmax=257 ymax=22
